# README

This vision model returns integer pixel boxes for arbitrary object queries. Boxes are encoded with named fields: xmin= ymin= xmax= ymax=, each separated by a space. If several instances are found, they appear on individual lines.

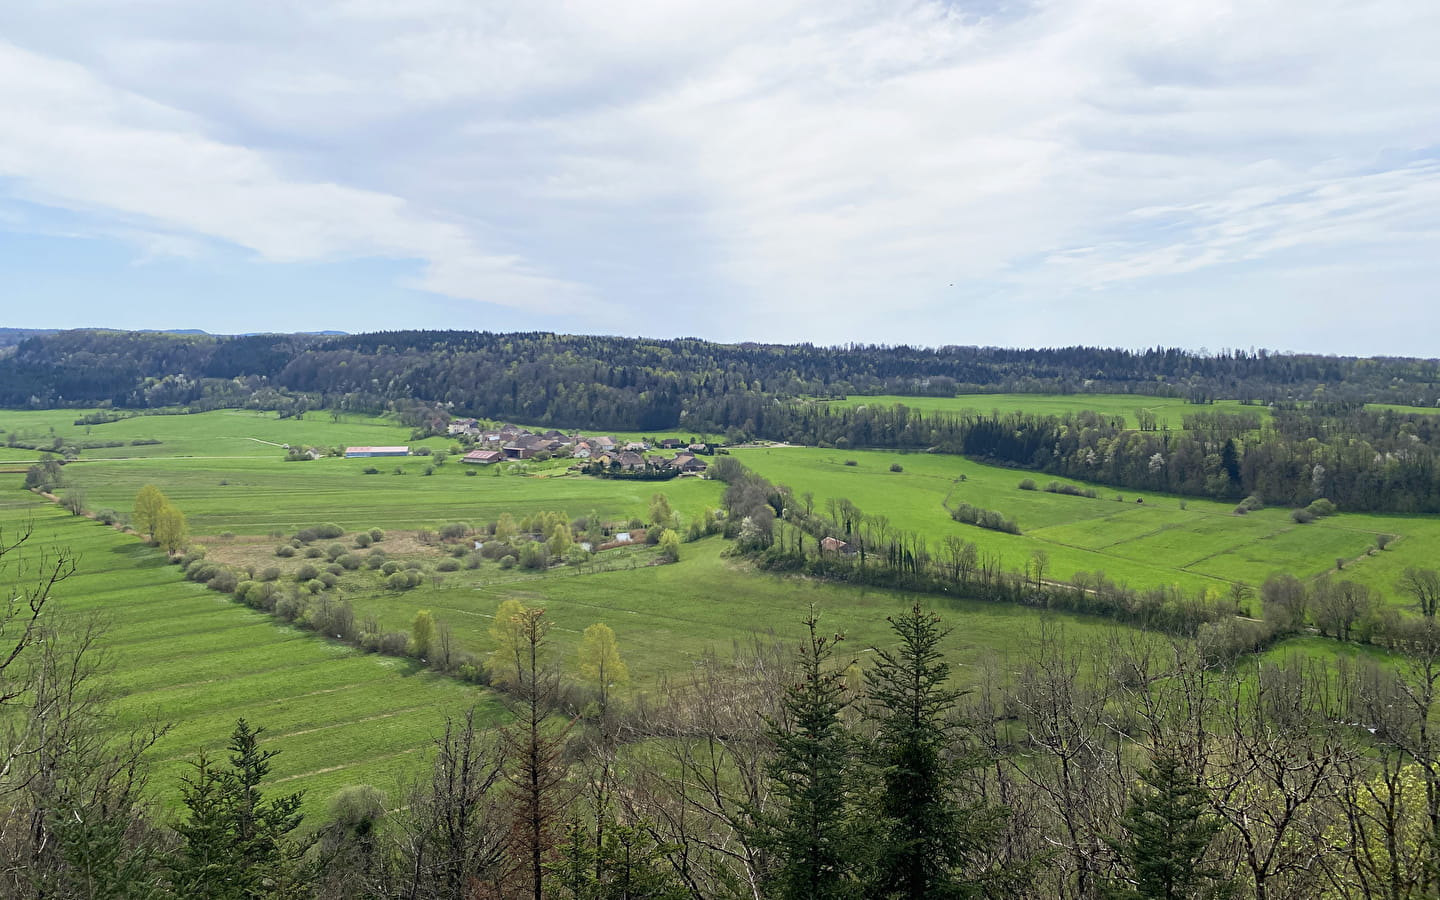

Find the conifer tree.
xmin=1106 ymin=752 xmax=1229 ymax=900
xmin=745 ymin=614 xmax=866 ymax=900
xmin=171 ymin=719 xmax=308 ymax=899
xmin=863 ymin=601 xmax=1002 ymax=900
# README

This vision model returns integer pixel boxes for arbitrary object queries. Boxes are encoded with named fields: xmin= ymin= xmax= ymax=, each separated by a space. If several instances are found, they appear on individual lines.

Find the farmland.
xmin=0 ymin=492 xmax=496 ymax=818
xmin=0 ymin=408 xmax=724 ymax=534
xmin=5 ymin=400 xmax=1440 ymax=823
xmin=198 ymin=532 xmax=1125 ymax=694
xmin=815 ymin=393 xmax=1271 ymax=430
xmin=734 ymin=446 xmax=1435 ymax=606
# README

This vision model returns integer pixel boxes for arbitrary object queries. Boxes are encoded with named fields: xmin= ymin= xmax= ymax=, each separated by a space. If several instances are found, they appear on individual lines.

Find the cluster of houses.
xmin=447 ymin=421 xmax=710 ymax=475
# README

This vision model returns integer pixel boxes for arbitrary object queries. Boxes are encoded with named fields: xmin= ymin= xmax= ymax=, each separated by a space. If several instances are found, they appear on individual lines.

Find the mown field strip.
xmin=2 ymin=496 xmax=498 ymax=818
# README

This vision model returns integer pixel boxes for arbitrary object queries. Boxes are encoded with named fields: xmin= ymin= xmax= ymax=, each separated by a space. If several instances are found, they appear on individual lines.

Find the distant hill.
xmin=0 ymin=327 xmax=58 ymax=349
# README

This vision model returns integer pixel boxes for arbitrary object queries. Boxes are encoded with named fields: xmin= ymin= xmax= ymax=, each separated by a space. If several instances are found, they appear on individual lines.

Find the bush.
xmin=326 ymin=563 xmax=344 ymax=576
xmin=378 ymin=632 xmax=409 ymax=655
xmin=260 ymin=566 xmax=281 ymax=582
xmin=844 ymin=460 xmax=858 ymax=467
xmin=363 ymin=552 xmax=387 ymax=570
xmin=949 ymin=502 xmax=1020 ymax=534
xmin=499 ymin=555 xmax=517 ymax=570
xmin=1306 ymin=498 xmax=1337 ymax=517
xmin=363 ymin=467 xmax=380 ymax=475
xmin=319 ymin=572 xmax=339 ymax=588
xmin=337 ymin=553 xmax=361 ymax=570
xmin=1018 ymin=478 xmax=1037 ymax=491
xmin=275 ymin=595 xmax=303 ymax=622
xmin=304 ymin=579 xmax=325 ymax=594
xmin=296 ymin=563 xmax=320 ymax=582
xmin=208 ymin=571 xmax=239 ymax=593
xmin=95 ymin=508 xmax=120 ymax=525
xmin=436 ymin=558 xmax=460 ymax=572
xmin=439 ymin=522 xmax=470 ymax=539
xmin=386 ymin=572 xmax=410 ymax=590
xmin=219 ymin=531 xmax=235 ymax=541
xmin=519 ymin=542 xmax=549 ymax=570
xmin=1291 ymin=508 xmax=1316 ymax=524
xmin=275 ymin=545 xmax=296 ymax=558
xmin=889 ymin=463 xmax=904 ymax=473
xmin=1239 ymin=495 xmax=1265 ymax=512
xmin=369 ymin=528 xmax=385 ymax=542
xmin=465 ymin=552 xmax=483 ymax=570
xmin=295 ymin=528 xmax=319 ymax=544
xmin=464 ymin=468 xmax=478 ymax=476
xmin=381 ymin=561 xmax=401 ymax=575
xmin=354 ymin=533 xmax=373 ymax=548
xmin=185 ymin=561 xmax=219 ymax=584
xmin=305 ymin=546 xmax=324 ymax=558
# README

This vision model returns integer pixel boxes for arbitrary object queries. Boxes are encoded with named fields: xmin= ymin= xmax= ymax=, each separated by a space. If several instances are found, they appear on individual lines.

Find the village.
xmin=343 ymin=419 xmax=712 ymax=476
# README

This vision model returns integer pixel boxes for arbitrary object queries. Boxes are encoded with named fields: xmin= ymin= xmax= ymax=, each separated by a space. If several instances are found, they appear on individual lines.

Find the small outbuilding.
xmin=345 ymin=446 xmax=410 ymax=458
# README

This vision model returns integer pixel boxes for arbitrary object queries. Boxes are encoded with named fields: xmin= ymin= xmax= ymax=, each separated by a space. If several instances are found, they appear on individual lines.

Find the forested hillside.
xmin=7 ymin=329 xmax=1440 ymax=511
xmin=4 ymin=329 xmax=1440 ymax=415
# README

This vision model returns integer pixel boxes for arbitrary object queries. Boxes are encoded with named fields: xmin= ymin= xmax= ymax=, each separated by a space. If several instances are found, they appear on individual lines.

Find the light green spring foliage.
xmin=487 ymin=598 xmax=528 ymax=684
xmin=410 ymin=609 xmax=436 ymax=658
xmin=577 ymin=623 xmax=628 ymax=689
xmin=153 ymin=504 xmax=189 ymax=554
xmin=132 ymin=484 xmax=168 ymax=536
xmin=657 ymin=528 xmax=681 ymax=562
xmin=650 ymin=493 xmax=679 ymax=531
xmin=493 ymin=513 xmax=518 ymax=543
xmin=548 ymin=522 xmax=571 ymax=558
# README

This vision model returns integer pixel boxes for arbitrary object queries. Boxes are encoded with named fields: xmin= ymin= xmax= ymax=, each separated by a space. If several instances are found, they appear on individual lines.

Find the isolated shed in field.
xmin=345 ymin=446 xmax=410 ymax=458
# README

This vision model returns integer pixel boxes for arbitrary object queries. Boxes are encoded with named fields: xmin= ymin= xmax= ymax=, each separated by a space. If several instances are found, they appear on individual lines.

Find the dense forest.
xmin=4 ymin=329 xmax=1440 ymax=416
xmin=6 ymin=329 xmax=1440 ymax=512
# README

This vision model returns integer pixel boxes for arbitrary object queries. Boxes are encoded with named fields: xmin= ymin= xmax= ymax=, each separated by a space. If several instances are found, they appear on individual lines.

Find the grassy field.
xmin=196 ymin=530 xmax=1130 ymax=695
xmin=734 ymin=446 xmax=1429 ymax=605
xmin=816 ymin=393 xmax=1270 ymax=430
xmin=0 ymin=491 xmax=496 ymax=819
xmin=0 ymin=408 xmax=723 ymax=462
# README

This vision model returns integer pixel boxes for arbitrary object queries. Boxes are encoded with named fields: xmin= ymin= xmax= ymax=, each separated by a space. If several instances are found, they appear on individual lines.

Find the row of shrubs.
xmin=1292 ymin=497 xmax=1338 ymax=524
xmin=1018 ymin=478 xmax=1098 ymax=498
xmin=948 ymin=501 xmax=1020 ymax=534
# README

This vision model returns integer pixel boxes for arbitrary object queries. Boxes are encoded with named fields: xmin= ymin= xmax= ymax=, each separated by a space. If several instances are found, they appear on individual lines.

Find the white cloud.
xmin=0 ymin=39 xmax=589 ymax=312
xmin=0 ymin=0 xmax=1437 ymax=348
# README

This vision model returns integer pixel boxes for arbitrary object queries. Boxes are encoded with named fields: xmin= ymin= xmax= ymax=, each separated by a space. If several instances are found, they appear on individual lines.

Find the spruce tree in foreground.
xmin=1106 ymin=752 xmax=1230 ymax=900
xmin=744 ymin=614 xmax=867 ymax=900
xmin=863 ymin=601 xmax=1005 ymax=900
xmin=171 ymin=719 xmax=309 ymax=899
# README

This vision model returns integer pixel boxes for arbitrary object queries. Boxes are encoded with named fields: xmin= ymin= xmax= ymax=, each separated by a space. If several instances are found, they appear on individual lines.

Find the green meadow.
xmin=818 ymin=393 xmax=1270 ymax=430
xmin=734 ymin=446 xmax=1429 ymax=605
xmin=4 ymin=402 xmax=1440 ymax=823
xmin=286 ymin=536 xmax=1123 ymax=694
xmin=0 ymin=492 xmax=495 ymax=818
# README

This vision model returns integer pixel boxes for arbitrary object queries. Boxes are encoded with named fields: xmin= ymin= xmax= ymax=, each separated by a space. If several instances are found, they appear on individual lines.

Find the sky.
xmin=1 ymin=0 xmax=1437 ymax=355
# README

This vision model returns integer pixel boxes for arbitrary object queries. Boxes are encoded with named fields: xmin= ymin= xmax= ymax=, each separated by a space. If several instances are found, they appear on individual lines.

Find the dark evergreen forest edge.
xmin=7 ymin=328 xmax=1440 ymax=513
